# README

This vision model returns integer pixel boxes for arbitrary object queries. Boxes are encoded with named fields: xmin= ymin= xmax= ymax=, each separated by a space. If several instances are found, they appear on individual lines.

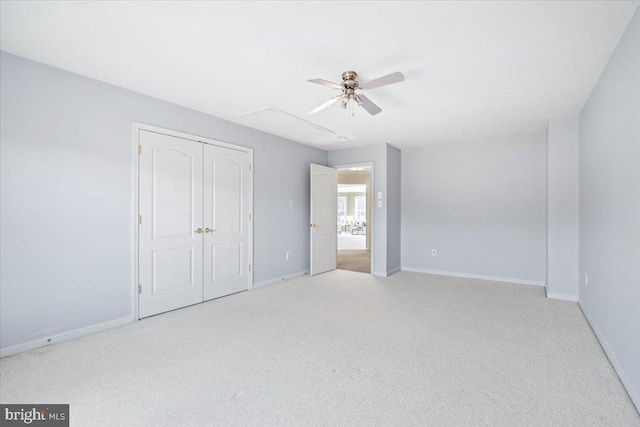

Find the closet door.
xmin=203 ymin=144 xmax=251 ymax=301
xmin=138 ymin=131 xmax=203 ymax=318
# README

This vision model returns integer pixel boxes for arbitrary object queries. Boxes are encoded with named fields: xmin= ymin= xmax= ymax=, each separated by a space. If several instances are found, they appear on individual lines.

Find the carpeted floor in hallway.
xmin=337 ymin=249 xmax=371 ymax=273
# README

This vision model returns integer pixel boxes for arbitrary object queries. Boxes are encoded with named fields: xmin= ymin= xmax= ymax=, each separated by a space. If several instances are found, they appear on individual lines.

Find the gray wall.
xmin=0 ymin=52 xmax=327 ymax=351
xmin=578 ymin=7 xmax=640 ymax=409
xmin=546 ymin=117 xmax=579 ymax=299
xmin=386 ymin=144 xmax=402 ymax=273
xmin=401 ymin=134 xmax=547 ymax=283
xmin=329 ymin=144 xmax=388 ymax=275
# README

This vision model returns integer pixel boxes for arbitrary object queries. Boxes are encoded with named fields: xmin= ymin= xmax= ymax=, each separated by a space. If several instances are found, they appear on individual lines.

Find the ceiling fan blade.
xmin=356 ymin=94 xmax=382 ymax=115
xmin=309 ymin=95 xmax=341 ymax=114
xmin=359 ymin=71 xmax=405 ymax=90
xmin=307 ymin=78 xmax=343 ymax=90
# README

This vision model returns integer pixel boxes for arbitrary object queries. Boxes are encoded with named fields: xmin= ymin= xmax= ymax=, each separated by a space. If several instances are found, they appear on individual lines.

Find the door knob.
xmin=311 ymin=223 xmax=319 ymax=228
xmin=195 ymin=228 xmax=203 ymax=234
xmin=205 ymin=228 xmax=215 ymax=233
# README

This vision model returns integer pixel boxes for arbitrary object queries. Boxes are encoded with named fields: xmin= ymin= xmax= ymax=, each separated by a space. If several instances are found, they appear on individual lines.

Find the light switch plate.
xmin=377 ymin=201 xmax=382 ymax=208
xmin=377 ymin=192 xmax=382 ymax=199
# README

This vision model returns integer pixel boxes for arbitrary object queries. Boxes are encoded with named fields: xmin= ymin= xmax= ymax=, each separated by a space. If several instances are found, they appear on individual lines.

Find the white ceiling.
xmin=1 ymin=1 xmax=637 ymax=150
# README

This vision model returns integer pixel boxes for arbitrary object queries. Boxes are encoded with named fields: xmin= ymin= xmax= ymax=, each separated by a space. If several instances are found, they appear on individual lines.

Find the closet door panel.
xmin=203 ymin=145 xmax=251 ymax=300
xmin=138 ymin=131 xmax=203 ymax=318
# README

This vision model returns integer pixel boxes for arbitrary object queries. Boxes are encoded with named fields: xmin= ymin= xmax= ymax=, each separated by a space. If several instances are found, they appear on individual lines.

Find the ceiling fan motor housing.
xmin=341 ymin=71 xmax=359 ymax=89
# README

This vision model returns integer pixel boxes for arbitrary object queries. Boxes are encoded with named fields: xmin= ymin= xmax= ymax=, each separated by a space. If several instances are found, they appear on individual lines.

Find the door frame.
xmin=333 ymin=162 xmax=375 ymax=275
xmin=132 ymin=122 xmax=254 ymax=321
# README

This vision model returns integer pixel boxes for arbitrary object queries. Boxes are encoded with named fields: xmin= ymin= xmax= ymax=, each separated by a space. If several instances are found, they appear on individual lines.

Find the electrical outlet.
xmin=431 ymin=249 xmax=437 ymax=256
xmin=585 ymin=273 xmax=588 ymax=286
xmin=286 ymin=252 xmax=291 ymax=260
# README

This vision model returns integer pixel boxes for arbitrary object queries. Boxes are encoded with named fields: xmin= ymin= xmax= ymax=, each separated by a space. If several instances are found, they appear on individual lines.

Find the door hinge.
xmin=248 ymin=264 xmax=252 ymax=272
xmin=138 ymin=214 xmax=142 ymax=224
xmin=138 ymin=284 xmax=142 ymax=294
xmin=138 ymin=145 xmax=142 ymax=154
xmin=248 ymin=214 xmax=251 ymax=221
xmin=248 ymin=164 xmax=252 ymax=172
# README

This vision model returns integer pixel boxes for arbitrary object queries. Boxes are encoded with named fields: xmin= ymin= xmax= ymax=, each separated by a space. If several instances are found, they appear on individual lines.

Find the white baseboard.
xmin=387 ymin=266 xmax=401 ymax=276
xmin=252 ymin=270 xmax=309 ymax=289
xmin=401 ymin=266 xmax=545 ymax=287
xmin=546 ymin=292 xmax=579 ymax=302
xmin=579 ymin=301 xmax=640 ymax=413
xmin=0 ymin=315 xmax=134 ymax=359
xmin=372 ymin=270 xmax=388 ymax=277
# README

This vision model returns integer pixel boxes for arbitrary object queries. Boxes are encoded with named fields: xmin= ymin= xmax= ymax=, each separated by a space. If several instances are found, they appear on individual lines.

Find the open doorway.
xmin=336 ymin=165 xmax=372 ymax=273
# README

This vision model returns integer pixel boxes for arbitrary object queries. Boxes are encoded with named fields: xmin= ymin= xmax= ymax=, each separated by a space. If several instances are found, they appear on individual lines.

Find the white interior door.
xmin=310 ymin=164 xmax=338 ymax=275
xmin=203 ymin=144 xmax=251 ymax=300
xmin=138 ymin=131 xmax=203 ymax=318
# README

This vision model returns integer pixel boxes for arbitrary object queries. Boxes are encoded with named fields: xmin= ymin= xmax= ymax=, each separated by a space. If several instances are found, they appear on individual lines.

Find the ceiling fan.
xmin=307 ymin=71 xmax=405 ymax=116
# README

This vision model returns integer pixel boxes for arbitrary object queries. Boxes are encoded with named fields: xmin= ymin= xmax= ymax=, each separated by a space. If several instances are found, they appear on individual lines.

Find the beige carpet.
xmin=1 ymin=270 xmax=638 ymax=426
xmin=337 ymin=249 xmax=371 ymax=273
